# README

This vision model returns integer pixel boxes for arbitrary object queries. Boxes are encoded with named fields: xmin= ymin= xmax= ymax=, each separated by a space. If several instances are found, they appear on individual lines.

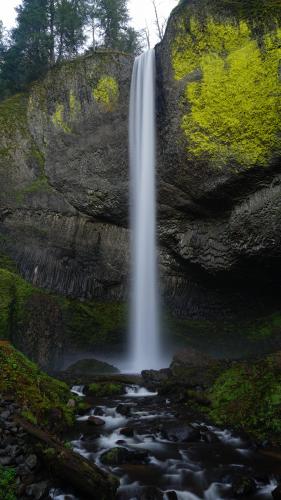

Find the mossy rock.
xmin=87 ymin=382 xmax=124 ymax=398
xmin=208 ymin=355 xmax=281 ymax=442
xmin=64 ymin=358 xmax=120 ymax=377
xmin=171 ymin=0 xmax=281 ymax=169
xmin=0 ymin=343 xmax=75 ymax=430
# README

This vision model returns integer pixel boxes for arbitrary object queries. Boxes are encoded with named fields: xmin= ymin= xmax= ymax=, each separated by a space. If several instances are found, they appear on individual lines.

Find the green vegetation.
xmin=93 ymin=76 xmax=119 ymax=111
xmin=0 ymin=94 xmax=28 ymax=137
xmin=0 ymin=465 xmax=17 ymax=500
xmin=0 ymin=0 xmax=141 ymax=101
xmin=208 ymin=356 xmax=281 ymax=441
xmin=52 ymin=103 xmax=72 ymax=133
xmin=0 ymin=343 xmax=74 ymax=429
xmin=0 ymin=267 xmax=36 ymax=339
xmin=88 ymin=382 xmax=124 ymax=397
xmin=61 ymin=299 xmax=126 ymax=349
xmin=69 ymin=90 xmax=81 ymax=120
xmin=0 ymin=253 xmax=126 ymax=350
xmin=172 ymin=15 xmax=281 ymax=167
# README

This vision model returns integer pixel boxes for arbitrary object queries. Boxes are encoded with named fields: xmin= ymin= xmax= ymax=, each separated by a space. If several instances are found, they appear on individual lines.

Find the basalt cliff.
xmin=0 ymin=0 xmax=280 ymax=367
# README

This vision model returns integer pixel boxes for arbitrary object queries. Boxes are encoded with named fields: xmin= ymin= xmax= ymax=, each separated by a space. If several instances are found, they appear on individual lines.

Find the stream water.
xmin=50 ymin=385 xmax=279 ymax=500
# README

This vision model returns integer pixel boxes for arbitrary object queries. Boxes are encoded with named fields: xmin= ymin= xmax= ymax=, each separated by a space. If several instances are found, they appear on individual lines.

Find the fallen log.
xmin=15 ymin=416 xmax=119 ymax=499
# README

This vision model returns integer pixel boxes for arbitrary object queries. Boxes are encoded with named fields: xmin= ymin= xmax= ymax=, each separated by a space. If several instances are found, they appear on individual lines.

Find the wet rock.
xmin=0 ymin=456 xmax=13 ymax=466
xmin=165 ymin=492 xmax=178 ymax=500
xmin=100 ymin=447 xmax=149 ymax=466
xmin=230 ymin=475 xmax=256 ymax=497
xmin=167 ymin=425 xmax=201 ymax=443
xmin=272 ymin=485 xmax=281 ymax=499
xmin=115 ymin=440 xmax=127 ymax=445
xmin=25 ymin=454 xmax=38 ymax=470
xmin=140 ymin=486 xmax=163 ymax=499
xmin=87 ymin=416 xmax=105 ymax=426
xmin=119 ymin=427 xmax=134 ymax=438
xmin=25 ymin=480 xmax=49 ymax=499
xmin=141 ymin=369 xmax=171 ymax=390
xmin=1 ymin=410 xmax=11 ymax=420
xmin=202 ymin=432 xmax=220 ymax=444
xmin=94 ymin=407 xmax=105 ymax=416
xmin=116 ymin=404 xmax=132 ymax=416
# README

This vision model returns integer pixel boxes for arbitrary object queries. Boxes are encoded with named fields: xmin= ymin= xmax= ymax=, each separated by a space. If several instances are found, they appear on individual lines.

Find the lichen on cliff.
xmin=172 ymin=15 xmax=281 ymax=167
xmin=93 ymin=76 xmax=119 ymax=111
xmin=52 ymin=103 xmax=71 ymax=133
xmin=69 ymin=90 xmax=81 ymax=120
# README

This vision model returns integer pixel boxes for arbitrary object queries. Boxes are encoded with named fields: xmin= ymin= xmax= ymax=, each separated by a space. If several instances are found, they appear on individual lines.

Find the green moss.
xmin=0 ymin=94 xmax=28 ymax=137
xmin=52 ymin=103 xmax=71 ymax=133
xmin=0 ymin=268 xmax=35 ymax=339
xmin=0 ymin=343 xmax=75 ymax=429
xmin=88 ymin=382 xmax=124 ymax=397
xmin=0 ymin=254 xmax=18 ymax=274
xmin=93 ymin=76 xmax=119 ymax=111
xmin=172 ymin=15 xmax=281 ymax=167
xmin=43 ymin=447 xmax=56 ymax=459
xmin=208 ymin=358 xmax=281 ymax=441
xmin=61 ymin=299 xmax=127 ymax=349
xmin=21 ymin=409 xmax=38 ymax=425
xmin=0 ymin=465 xmax=17 ymax=500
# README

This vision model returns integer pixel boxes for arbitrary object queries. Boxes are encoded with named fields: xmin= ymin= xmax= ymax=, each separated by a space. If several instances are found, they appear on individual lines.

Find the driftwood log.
xmin=16 ymin=417 xmax=119 ymax=499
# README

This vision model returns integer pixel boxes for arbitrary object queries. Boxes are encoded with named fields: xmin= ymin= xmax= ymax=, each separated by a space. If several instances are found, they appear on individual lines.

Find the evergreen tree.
xmin=96 ymin=0 xmax=129 ymax=49
xmin=11 ymin=0 xmax=51 ymax=85
xmin=55 ymin=0 xmax=87 ymax=60
xmin=118 ymin=26 xmax=143 ymax=55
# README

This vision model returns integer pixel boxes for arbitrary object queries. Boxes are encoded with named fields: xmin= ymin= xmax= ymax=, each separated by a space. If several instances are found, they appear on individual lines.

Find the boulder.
xmin=272 ymin=485 xmax=281 ymax=499
xmin=64 ymin=359 xmax=120 ymax=377
xmin=87 ymin=416 xmax=105 ymax=427
xmin=230 ymin=475 xmax=256 ymax=497
xmin=119 ymin=427 xmax=134 ymax=438
xmin=100 ymin=447 xmax=149 ymax=466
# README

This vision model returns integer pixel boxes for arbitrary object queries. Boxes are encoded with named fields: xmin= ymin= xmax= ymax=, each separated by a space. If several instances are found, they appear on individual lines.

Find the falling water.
xmin=129 ymin=49 xmax=160 ymax=372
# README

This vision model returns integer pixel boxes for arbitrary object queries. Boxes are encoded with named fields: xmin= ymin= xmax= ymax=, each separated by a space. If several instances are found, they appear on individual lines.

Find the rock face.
xmin=155 ymin=0 xmax=281 ymax=321
xmin=0 ymin=1 xmax=281 ymax=365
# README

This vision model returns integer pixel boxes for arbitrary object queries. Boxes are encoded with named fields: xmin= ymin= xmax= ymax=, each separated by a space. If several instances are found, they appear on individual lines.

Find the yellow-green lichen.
xmin=172 ymin=17 xmax=281 ymax=167
xmin=93 ymin=76 xmax=119 ymax=111
xmin=51 ymin=104 xmax=71 ymax=133
xmin=69 ymin=90 xmax=81 ymax=120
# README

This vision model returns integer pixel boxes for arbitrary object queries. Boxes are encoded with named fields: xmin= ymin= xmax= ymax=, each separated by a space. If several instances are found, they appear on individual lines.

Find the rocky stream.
xmin=48 ymin=385 xmax=280 ymax=500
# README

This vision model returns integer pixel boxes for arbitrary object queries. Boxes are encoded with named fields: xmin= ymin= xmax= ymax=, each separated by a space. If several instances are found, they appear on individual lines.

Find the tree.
xmin=55 ymin=0 xmax=87 ymax=60
xmin=118 ymin=26 xmax=143 ymax=55
xmin=96 ymin=0 xmax=129 ymax=49
xmin=11 ymin=0 xmax=51 ymax=84
xmin=86 ymin=0 xmax=99 ymax=49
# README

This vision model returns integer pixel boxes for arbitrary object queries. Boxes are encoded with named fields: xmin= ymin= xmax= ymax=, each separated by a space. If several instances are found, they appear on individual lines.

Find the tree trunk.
xmin=16 ymin=417 xmax=119 ymax=499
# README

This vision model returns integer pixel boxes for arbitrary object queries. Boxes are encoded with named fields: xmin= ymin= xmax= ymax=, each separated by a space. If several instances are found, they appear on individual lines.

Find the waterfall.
xmin=129 ymin=49 xmax=160 ymax=372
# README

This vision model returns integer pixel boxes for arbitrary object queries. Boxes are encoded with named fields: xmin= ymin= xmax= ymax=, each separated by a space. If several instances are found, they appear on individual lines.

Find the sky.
xmin=0 ymin=0 xmax=178 ymax=48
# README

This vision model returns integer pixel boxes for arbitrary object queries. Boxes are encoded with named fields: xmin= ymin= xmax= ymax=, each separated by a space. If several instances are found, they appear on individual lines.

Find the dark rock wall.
xmin=0 ymin=2 xmax=281 ymax=364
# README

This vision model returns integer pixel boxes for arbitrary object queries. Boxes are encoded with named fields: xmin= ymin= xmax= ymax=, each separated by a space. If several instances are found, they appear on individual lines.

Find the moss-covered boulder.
xmin=64 ymin=358 xmax=119 ymax=377
xmin=207 ymin=353 xmax=281 ymax=443
xmin=0 ymin=342 xmax=75 ymax=430
xmin=86 ymin=382 xmax=124 ymax=398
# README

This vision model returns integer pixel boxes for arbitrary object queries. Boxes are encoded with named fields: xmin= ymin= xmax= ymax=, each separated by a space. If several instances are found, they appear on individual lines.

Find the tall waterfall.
xmin=129 ymin=49 xmax=160 ymax=372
